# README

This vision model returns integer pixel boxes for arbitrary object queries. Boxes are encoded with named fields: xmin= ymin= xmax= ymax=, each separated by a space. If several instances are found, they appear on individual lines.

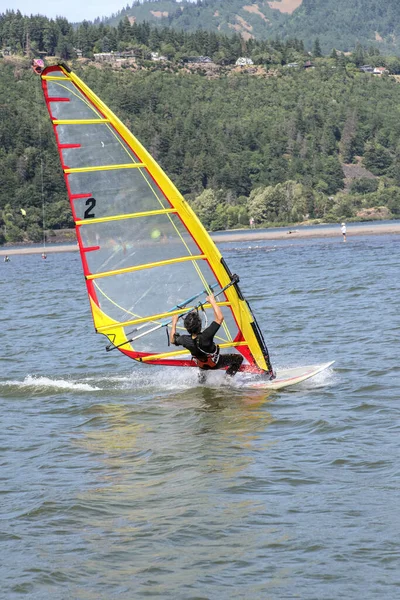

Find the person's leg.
xmin=217 ymin=354 xmax=244 ymax=376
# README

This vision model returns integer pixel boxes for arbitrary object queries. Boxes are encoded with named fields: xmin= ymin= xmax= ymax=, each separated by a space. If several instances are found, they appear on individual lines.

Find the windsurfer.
xmin=170 ymin=293 xmax=243 ymax=381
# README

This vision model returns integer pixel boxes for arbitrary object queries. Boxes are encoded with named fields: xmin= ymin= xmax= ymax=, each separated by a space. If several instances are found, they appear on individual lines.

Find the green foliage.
xmin=4 ymin=223 xmax=24 ymax=243
xmin=189 ymin=189 xmax=219 ymax=230
xmin=340 ymin=110 xmax=358 ymax=163
xmin=326 ymin=193 xmax=357 ymax=220
xmin=363 ymin=143 xmax=393 ymax=175
xmin=1 ymin=14 xmax=400 ymax=243
xmin=0 ymin=60 xmax=74 ymax=242
xmin=0 ymin=9 xmax=309 ymax=65
xmin=349 ymin=178 xmax=379 ymax=194
xmin=101 ymin=0 xmax=400 ymax=55
xmin=385 ymin=188 xmax=400 ymax=216
xmin=247 ymin=181 xmax=316 ymax=225
xmin=3 ymin=2 xmax=400 ymax=59
xmin=313 ymin=39 xmax=322 ymax=58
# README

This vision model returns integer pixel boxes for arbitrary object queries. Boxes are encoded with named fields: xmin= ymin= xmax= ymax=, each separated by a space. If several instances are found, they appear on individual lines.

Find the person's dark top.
xmin=173 ymin=321 xmax=220 ymax=360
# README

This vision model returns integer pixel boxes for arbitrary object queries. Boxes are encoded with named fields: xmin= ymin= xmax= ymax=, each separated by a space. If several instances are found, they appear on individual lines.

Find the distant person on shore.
xmin=341 ymin=222 xmax=347 ymax=242
xmin=249 ymin=217 xmax=255 ymax=229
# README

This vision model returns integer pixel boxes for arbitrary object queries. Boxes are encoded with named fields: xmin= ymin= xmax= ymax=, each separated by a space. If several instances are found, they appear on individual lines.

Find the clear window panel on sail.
xmin=57 ymin=123 xmax=141 ymax=169
xmin=47 ymin=80 xmax=103 ymax=121
xmin=68 ymin=168 xmax=170 ymax=219
xmin=92 ymin=261 xmax=240 ymax=352
xmin=79 ymin=213 xmax=200 ymax=275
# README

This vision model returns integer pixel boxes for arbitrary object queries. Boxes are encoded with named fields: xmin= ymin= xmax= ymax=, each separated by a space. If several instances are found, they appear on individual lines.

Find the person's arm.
xmin=170 ymin=314 xmax=180 ymax=345
xmin=206 ymin=293 xmax=224 ymax=325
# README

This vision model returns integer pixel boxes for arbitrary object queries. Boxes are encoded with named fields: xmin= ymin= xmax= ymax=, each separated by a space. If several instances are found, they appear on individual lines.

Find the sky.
xmin=0 ymin=0 xmax=127 ymax=22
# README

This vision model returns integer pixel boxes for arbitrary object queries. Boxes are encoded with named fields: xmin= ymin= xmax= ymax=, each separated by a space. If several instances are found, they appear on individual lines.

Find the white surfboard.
xmin=246 ymin=361 xmax=335 ymax=390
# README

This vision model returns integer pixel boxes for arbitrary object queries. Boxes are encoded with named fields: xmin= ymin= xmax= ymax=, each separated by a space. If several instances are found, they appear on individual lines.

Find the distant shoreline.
xmin=1 ymin=222 xmax=400 ymax=256
xmin=211 ymin=222 xmax=400 ymax=243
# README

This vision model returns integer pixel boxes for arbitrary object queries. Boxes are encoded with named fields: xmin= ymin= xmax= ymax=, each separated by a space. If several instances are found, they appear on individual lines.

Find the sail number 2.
xmin=84 ymin=197 xmax=96 ymax=219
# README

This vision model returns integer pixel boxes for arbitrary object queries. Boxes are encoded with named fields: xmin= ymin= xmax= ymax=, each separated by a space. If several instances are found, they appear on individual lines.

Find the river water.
xmin=1 ymin=230 xmax=399 ymax=599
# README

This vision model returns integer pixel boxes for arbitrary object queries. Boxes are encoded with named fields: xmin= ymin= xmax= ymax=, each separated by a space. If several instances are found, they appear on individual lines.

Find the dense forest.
xmin=106 ymin=0 xmax=400 ymax=54
xmin=1 ymin=12 xmax=400 ymax=244
xmin=3 ymin=1 xmax=400 ymax=59
xmin=0 ymin=9 xmax=322 ymax=66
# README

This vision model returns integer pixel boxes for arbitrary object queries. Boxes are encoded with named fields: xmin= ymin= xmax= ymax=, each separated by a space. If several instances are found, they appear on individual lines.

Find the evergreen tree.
xmin=353 ymin=43 xmax=365 ymax=67
xmin=340 ymin=110 xmax=358 ymax=163
xmin=313 ymin=38 xmax=322 ymax=58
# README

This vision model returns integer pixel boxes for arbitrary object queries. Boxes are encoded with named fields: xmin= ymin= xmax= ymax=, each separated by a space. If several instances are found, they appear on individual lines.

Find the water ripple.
xmin=1 ymin=235 xmax=399 ymax=599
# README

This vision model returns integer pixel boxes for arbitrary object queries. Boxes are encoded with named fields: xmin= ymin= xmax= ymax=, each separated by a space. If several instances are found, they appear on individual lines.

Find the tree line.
xmin=107 ymin=0 xmax=400 ymax=55
xmin=1 ymin=10 xmax=309 ymax=64
xmin=3 ymin=10 xmax=400 ymax=71
xmin=1 ymin=16 xmax=400 ymax=243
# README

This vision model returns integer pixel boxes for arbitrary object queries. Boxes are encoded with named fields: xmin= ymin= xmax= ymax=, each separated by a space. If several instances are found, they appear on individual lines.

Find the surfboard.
xmin=246 ymin=361 xmax=335 ymax=390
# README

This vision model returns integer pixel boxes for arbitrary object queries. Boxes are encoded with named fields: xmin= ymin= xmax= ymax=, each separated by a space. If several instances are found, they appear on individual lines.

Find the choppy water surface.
xmin=1 ymin=231 xmax=399 ymax=599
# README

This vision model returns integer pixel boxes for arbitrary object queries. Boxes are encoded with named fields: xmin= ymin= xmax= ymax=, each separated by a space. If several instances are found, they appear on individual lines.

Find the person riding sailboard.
xmin=170 ymin=288 xmax=243 ymax=381
xmin=35 ymin=63 xmax=334 ymax=387
xmin=33 ymin=62 xmax=333 ymax=390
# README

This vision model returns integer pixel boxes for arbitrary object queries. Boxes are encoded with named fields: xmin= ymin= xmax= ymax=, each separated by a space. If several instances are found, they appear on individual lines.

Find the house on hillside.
xmin=359 ymin=65 xmax=388 ymax=75
xmin=187 ymin=56 xmax=212 ymax=64
xmin=360 ymin=65 xmax=374 ymax=73
xmin=236 ymin=57 xmax=254 ymax=66
xmin=373 ymin=66 xmax=389 ymax=75
xmin=285 ymin=62 xmax=299 ymax=68
xmin=94 ymin=51 xmax=136 ymax=62
xmin=151 ymin=52 xmax=167 ymax=62
xmin=94 ymin=52 xmax=118 ymax=62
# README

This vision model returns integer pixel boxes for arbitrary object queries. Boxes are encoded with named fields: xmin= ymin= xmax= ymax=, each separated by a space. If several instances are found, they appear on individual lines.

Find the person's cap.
xmin=341 ymin=222 xmax=345 ymax=226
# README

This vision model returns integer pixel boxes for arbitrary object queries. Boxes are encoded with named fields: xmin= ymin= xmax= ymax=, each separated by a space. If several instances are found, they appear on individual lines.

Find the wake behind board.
xmin=247 ymin=361 xmax=335 ymax=390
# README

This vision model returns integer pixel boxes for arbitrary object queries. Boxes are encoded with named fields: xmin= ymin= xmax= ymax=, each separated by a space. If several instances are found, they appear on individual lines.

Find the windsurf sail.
xmin=38 ymin=63 xmax=273 ymax=374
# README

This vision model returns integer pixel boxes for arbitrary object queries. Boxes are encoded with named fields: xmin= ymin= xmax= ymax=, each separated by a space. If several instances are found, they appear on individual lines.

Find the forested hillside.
xmin=1 ymin=46 xmax=400 ymax=244
xmin=0 ymin=10 xmax=314 ymax=66
xmin=107 ymin=0 xmax=400 ymax=54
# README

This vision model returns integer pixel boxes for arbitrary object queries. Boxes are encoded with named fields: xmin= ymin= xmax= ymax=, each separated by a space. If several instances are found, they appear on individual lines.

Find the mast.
xmin=41 ymin=158 xmax=46 ymax=258
xmin=33 ymin=59 xmax=47 ymax=259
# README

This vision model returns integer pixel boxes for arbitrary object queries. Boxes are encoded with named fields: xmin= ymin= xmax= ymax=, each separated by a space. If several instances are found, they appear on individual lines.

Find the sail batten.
xmin=42 ymin=75 xmax=69 ymax=80
xmin=86 ymin=255 xmax=207 ymax=280
xmin=65 ymin=163 xmax=145 ymax=174
xmin=39 ymin=63 xmax=274 ymax=374
xmin=53 ymin=118 xmax=110 ymax=124
xmin=96 ymin=302 xmax=232 ymax=333
xmin=139 ymin=342 xmax=249 ymax=362
xmin=76 ymin=208 xmax=178 ymax=226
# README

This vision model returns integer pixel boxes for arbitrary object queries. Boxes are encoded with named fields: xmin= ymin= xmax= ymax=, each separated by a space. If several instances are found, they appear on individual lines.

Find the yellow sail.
xmin=40 ymin=62 xmax=273 ymax=374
